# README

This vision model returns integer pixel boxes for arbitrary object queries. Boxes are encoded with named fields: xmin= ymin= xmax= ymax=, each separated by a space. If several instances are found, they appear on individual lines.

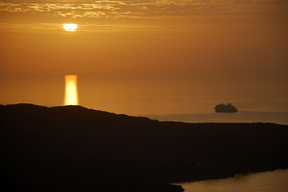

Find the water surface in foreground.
xmin=177 ymin=169 xmax=288 ymax=192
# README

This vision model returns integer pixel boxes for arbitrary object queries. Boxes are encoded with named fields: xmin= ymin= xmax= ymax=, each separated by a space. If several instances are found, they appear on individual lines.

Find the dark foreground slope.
xmin=1 ymin=104 xmax=288 ymax=192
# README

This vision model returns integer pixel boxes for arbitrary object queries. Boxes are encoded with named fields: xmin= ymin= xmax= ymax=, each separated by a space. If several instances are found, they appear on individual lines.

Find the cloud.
xmin=1 ymin=0 xmax=96 ymax=2
xmin=0 ymin=0 xmax=287 ymax=24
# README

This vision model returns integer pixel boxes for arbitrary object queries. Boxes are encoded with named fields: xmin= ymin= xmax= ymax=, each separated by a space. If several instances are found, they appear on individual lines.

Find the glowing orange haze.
xmin=0 ymin=1 xmax=287 ymax=114
xmin=64 ymin=75 xmax=79 ymax=106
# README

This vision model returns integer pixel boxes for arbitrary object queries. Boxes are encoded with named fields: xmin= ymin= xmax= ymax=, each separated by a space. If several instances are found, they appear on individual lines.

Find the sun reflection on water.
xmin=64 ymin=75 xmax=79 ymax=105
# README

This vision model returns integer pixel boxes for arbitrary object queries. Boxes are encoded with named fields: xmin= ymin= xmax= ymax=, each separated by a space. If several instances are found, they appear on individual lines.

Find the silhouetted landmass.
xmin=1 ymin=103 xmax=288 ymax=192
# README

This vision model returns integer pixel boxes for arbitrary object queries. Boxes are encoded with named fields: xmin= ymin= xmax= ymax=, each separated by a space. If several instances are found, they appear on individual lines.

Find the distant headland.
xmin=1 ymin=103 xmax=288 ymax=192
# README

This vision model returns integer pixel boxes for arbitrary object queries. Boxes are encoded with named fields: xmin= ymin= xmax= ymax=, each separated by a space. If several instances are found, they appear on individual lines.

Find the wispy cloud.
xmin=1 ymin=0 xmax=287 ymax=20
xmin=0 ymin=0 xmax=287 ymax=34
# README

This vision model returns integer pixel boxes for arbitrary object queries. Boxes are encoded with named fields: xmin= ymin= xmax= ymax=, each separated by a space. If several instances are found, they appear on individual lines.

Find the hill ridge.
xmin=1 ymin=103 xmax=288 ymax=192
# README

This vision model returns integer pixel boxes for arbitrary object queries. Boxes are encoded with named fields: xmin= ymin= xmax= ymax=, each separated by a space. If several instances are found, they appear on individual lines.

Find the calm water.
xmin=177 ymin=169 xmax=288 ymax=192
xmin=146 ymin=111 xmax=288 ymax=125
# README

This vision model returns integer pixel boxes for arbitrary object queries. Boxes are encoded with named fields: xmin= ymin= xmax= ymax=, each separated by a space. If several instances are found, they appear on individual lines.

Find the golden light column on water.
xmin=64 ymin=75 xmax=79 ymax=105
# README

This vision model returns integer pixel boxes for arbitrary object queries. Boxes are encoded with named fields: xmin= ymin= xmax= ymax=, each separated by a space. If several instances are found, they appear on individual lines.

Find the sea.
xmin=146 ymin=111 xmax=288 ymax=125
xmin=176 ymin=169 xmax=288 ymax=192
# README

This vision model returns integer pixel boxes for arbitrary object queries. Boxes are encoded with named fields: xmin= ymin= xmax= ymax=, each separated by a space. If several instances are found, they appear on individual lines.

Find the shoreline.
xmin=174 ymin=169 xmax=288 ymax=192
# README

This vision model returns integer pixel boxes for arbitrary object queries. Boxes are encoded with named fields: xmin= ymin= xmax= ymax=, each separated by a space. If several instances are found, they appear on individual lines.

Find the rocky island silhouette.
xmin=1 ymin=103 xmax=288 ymax=192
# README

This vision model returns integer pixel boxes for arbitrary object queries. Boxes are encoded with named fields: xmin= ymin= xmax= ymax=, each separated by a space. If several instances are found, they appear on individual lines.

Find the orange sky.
xmin=1 ymin=0 xmax=288 ymax=114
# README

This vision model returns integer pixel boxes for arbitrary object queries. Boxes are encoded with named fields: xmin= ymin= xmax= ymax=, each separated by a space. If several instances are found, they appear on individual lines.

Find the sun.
xmin=62 ymin=24 xmax=78 ymax=32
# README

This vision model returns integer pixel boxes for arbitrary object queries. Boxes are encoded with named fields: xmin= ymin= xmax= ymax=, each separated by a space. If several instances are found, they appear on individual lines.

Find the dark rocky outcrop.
xmin=1 ymin=103 xmax=288 ymax=191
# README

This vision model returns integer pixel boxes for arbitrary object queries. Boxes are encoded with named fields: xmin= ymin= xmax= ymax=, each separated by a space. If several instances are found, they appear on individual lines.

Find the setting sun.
xmin=64 ymin=75 xmax=79 ymax=105
xmin=62 ymin=24 xmax=78 ymax=32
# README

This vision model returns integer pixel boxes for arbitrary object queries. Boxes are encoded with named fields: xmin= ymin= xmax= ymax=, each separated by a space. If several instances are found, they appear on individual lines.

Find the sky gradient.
xmin=1 ymin=0 xmax=287 ymax=114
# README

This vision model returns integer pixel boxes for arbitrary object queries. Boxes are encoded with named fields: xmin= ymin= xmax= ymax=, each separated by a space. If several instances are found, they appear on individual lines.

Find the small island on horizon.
xmin=1 ymin=103 xmax=288 ymax=192
xmin=214 ymin=103 xmax=238 ymax=112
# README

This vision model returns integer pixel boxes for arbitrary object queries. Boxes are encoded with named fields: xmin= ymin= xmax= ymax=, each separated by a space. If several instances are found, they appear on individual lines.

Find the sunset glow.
xmin=63 ymin=24 xmax=78 ymax=32
xmin=64 ymin=75 xmax=79 ymax=105
xmin=0 ymin=0 xmax=288 ymax=114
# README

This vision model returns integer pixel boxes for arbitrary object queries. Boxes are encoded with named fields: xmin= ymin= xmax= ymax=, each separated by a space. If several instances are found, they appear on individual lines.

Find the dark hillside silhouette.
xmin=1 ymin=103 xmax=288 ymax=192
